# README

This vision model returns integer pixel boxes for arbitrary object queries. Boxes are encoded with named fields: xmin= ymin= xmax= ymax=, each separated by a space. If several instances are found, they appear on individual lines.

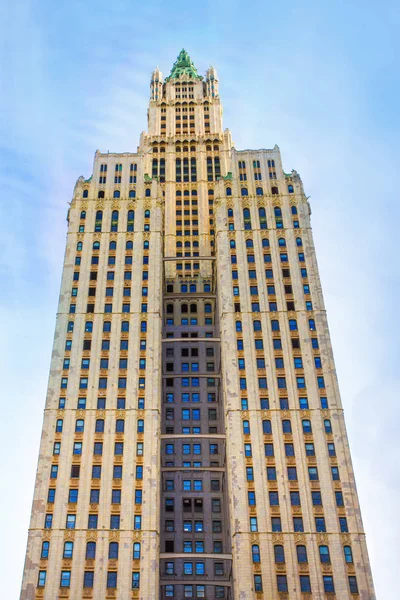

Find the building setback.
xmin=21 ymin=50 xmax=375 ymax=600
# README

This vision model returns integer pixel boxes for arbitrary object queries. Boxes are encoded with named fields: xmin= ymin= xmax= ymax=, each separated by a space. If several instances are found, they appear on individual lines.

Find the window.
xmin=107 ymin=572 xmax=117 ymax=589
xmin=323 ymin=576 xmax=335 ymax=593
xmin=274 ymin=545 xmax=285 ymax=563
xmin=254 ymin=575 xmax=263 ymax=592
xmin=83 ymin=571 xmax=94 ymax=588
xmin=300 ymin=575 xmax=311 ymax=593
xmin=344 ymin=545 xmax=353 ymax=563
xmin=132 ymin=572 xmax=140 ymax=589
xmin=348 ymin=576 xmax=358 ymax=594
xmin=60 ymin=571 xmax=71 ymax=588
xmin=277 ymin=575 xmax=288 ymax=592
xmin=316 ymin=517 xmax=326 ymax=532
xmin=297 ymin=545 xmax=308 ymax=563
xmin=37 ymin=571 xmax=46 ymax=587
xmin=252 ymin=544 xmax=260 ymax=563
xmin=133 ymin=542 xmax=141 ymax=560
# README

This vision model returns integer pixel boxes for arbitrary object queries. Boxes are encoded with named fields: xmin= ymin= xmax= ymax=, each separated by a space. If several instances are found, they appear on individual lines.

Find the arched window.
xmin=246 ymin=239 xmax=253 ymax=248
xmin=278 ymin=238 xmax=286 ymax=247
xmin=243 ymin=208 xmax=251 ymax=230
xmin=324 ymin=419 xmax=332 ymax=434
xmin=243 ymin=420 xmax=250 ymax=434
xmin=271 ymin=319 xmax=280 ymax=332
xmin=181 ymin=304 xmax=188 ymax=314
xmin=241 ymin=188 xmax=248 ymax=196
xmin=95 ymin=419 xmax=104 ymax=433
xmin=253 ymin=320 xmax=262 ymax=331
xmin=344 ymin=546 xmax=353 ymax=563
xmin=141 ymin=321 xmax=147 ymax=332
xmin=75 ymin=419 xmax=84 ymax=432
xmin=144 ymin=209 xmax=150 ymax=219
xmin=80 ymin=211 xmax=86 ymax=220
xmin=319 ymin=545 xmax=330 ymax=563
xmin=236 ymin=320 xmax=242 ymax=332
xmin=302 ymin=420 xmax=312 ymax=434
xmin=126 ymin=240 xmax=133 ymax=250
xmin=297 ymin=545 xmax=308 ymax=563
xmin=252 ymin=545 xmax=260 ymax=563
xmin=109 ymin=542 xmax=119 ymax=559
xmin=288 ymin=184 xmax=294 ymax=193
xmin=190 ymin=304 xmax=197 ymax=314
xmin=166 ymin=304 xmax=174 ymax=314
xmin=145 ymin=188 xmax=151 ymax=197
xmin=181 ymin=284 xmax=187 ymax=293
xmin=133 ymin=542 xmax=141 ymax=559
xmin=127 ymin=210 xmax=135 ymax=231
xmin=77 ymin=242 xmax=83 ymax=251
xmin=98 ymin=191 xmax=105 ymax=198
xmin=274 ymin=545 xmax=285 ymax=563
xmin=83 ymin=189 xmax=88 ymax=198
xmin=137 ymin=419 xmax=144 ymax=433
xmin=256 ymin=187 xmax=263 ymax=196
xmin=259 ymin=207 xmax=267 ymax=229
xmin=309 ymin=319 xmax=316 ymax=331
xmin=129 ymin=189 xmax=136 ymax=198
xmin=111 ymin=210 xmax=119 ymax=232
xmin=289 ymin=319 xmax=297 ymax=331
xmin=204 ymin=303 xmax=212 ymax=313
xmin=41 ymin=541 xmax=50 ymax=559
xmin=63 ymin=541 xmax=73 ymax=559
xmin=230 ymin=240 xmax=236 ymax=248
xmin=271 ymin=186 xmax=279 ymax=195
xmin=143 ymin=240 xmax=149 ymax=249
xmin=56 ymin=419 xmax=63 ymax=432
xmin=282 ymin=420 xmax=292 ymax=433
xmin=274 ymin=207 xmax=282 ymax=217
xmin=262 ymin=238 xmax=269 ymax=248
xmin=109 ymin=241 xmax=116 ymax=250
xmin=121 ymin=321 xmax=129 ymax=332
xmin=103 ymin=321 xmax=111 ymax=332
xmin=262 ymin=420 xmax=272 ymax=434
xmin=113 ymin=190 xmax=120 ymax=199
xmin=86 ymin=542 xmax=96 ymax=559
xmin=85 ymin=321 xmax=93 ymax=332
xmin=228 ymin=208 xmax=233 ymax=218
xmin=190 ymin=284 xmax=197 ymax=292
xmin=116 ymin=419 xmax=125 ymax=433
xmin=95 ymin=210 xmax=103 ymax=231
xmin=226 ymin=187 xmax=232 ymax=196
xmin=208 ymin=189 xmax=214 ymax=196
xmin=291 ymin=205 xmax=298 ymax=215
xmin=93 ymin=241 xmax=100 ymax=250
xmin=296 ymin=237 xmax=303 ymax=247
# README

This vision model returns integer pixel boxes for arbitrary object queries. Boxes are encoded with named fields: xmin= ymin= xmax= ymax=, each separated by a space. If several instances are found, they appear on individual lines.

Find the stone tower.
xmin=20 ymin=50 xmax=375 ymax=600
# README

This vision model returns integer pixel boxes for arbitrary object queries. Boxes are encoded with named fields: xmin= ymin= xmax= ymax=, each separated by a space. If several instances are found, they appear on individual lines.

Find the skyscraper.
xmin=21 ymin=50 xmax=375 ymax=600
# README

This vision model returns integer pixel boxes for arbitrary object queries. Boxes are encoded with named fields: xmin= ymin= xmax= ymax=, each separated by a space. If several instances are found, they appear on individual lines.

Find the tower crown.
xmin=165 ymin=49 xmax=203 ymax=81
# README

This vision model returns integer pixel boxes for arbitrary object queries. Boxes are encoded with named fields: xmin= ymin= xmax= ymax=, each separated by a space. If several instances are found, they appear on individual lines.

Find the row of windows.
xmin=77 ymin=240 xmax=149 ymax=251
xmin=41 ymin=540 xmax=141 ymax=561
xmin=250 ymin=543 xmax=353 ymax=564
xmin=158 ymin=575 xmax=358 ymax=595
xmin=57 ymin=396 xmax=145 ymax=410
xmin=38 ymin=569 xmax=140 ymax=589
xmin=45 ymin=512 xmax=141 ymax=530
xmin=228 ymin=236 xmax=301 ymax=249
xmin=94 ymin=188 xmax=151 ymax=199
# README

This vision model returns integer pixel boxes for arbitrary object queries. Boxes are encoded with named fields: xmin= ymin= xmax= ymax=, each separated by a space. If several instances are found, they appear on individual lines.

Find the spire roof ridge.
xmin=165 ymin=49 xmax=203 ymax=81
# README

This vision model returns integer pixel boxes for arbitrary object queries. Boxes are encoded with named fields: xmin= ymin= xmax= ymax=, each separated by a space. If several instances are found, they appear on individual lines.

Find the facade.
xmin=21 ymin=50 xmax=375 ymax=600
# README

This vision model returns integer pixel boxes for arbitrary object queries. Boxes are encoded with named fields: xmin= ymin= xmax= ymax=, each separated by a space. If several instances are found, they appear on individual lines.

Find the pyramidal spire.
xmin=165 ymin=49 xmax=203 ymax=81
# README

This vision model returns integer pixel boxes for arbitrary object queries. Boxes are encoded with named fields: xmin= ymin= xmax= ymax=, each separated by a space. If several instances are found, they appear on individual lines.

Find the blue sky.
xmin=1 ymin=0 xmax=399 ymax=597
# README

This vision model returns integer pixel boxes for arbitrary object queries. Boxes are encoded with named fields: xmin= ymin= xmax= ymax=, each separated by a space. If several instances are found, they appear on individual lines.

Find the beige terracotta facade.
xmin=21 ymin=51 xmax=375 ymax=599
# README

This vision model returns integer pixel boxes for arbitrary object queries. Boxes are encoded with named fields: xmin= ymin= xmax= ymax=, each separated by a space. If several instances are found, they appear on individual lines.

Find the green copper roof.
xmin=166 ymin=49 xmax=203 ymax=81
